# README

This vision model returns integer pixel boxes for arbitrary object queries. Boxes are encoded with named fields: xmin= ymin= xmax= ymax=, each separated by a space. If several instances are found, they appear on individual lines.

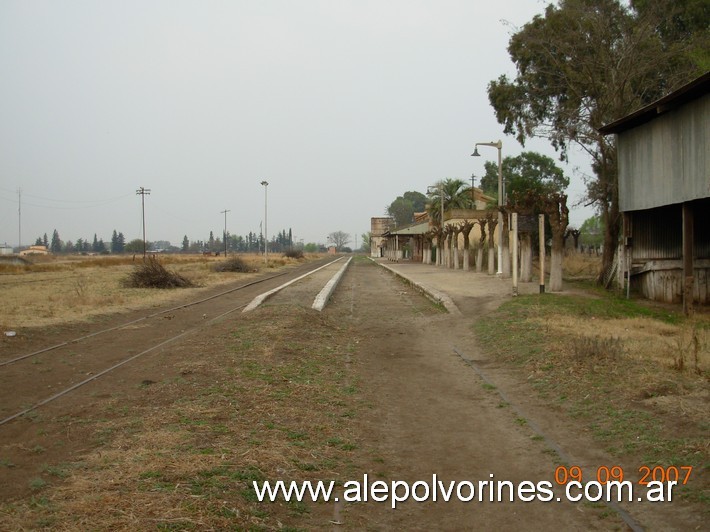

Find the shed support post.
xmin=682 ymin=203 xmax=694 ymax=316
xmin=538 ymin=214 xmax=545 ymax=293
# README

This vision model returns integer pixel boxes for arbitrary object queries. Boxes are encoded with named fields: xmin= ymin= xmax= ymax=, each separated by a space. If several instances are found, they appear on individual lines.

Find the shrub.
xmin=283 ymin=249 xmax=304 ymax=259
xmin=122 ymin=257 xmax=195 ymax=288
xmin=571 ymin=335 xmax=625 ymax=361
xmin=213 ymin=256 xmax=252 ymax=273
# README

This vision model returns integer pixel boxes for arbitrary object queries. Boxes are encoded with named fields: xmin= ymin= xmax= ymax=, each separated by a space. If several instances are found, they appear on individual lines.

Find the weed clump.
xmin=122 ymin=257 xmax=195 ymax=288
xmin=283 ymin=249 xmax=304 ymax=259
xmin=213 ymin=256 xmax=254 ymax=273
xmin=571 ymin=335 xmax=625 ymax=361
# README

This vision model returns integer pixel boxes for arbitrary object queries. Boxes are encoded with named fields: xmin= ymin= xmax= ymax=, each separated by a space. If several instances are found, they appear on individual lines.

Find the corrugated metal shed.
xmin=600 ymin=72 xmax=710 ymax=306
xmin=615 ymin=94 xmax=709 ymax=212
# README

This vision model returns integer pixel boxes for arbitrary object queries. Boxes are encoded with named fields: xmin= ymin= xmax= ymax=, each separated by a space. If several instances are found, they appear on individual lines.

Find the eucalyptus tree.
xmin=487 ymin=0 xmax=701 ymax=283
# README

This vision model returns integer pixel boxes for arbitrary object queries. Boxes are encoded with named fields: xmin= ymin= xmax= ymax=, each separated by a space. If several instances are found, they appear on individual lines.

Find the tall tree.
xmin=386 ymin=191 xmax=428 ymax=227
xmin=579 ymin=215 xmax=604 ymax=247
xmin=110 ymin=230 xmax=126 ymax=253
xmin=327 ymin=231 xmax=351 ymax=251
xmin=124 ymin=239 xmax=145 ymax=253
xmin=631 ymin=0 xmax=710 ymax=72
xmin=487 ymin=0 xmax=700 ymax=282
xmin=361 ymin=232 xmax=371 ymax=252
xmin=402 ymin=191 xmax=427 ymax=212
xmin=50 ymin=229 xmax=62 ymax=253
xmin=387 ymin=197 xmax=415 ymax=227
xmin=480 ymin=151 xmax=569 ymax=199
xmin=182 ymin=235 xmax=189 ymax=252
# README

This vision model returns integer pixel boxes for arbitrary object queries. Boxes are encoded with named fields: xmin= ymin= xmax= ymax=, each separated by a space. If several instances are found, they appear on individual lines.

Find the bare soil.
xmin=0 ymin=256 xmax=705 ymax=530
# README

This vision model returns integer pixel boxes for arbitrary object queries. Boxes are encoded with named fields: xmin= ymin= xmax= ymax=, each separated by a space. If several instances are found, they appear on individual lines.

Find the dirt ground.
xmin=0 ymin=256 xmax=705 ymax=530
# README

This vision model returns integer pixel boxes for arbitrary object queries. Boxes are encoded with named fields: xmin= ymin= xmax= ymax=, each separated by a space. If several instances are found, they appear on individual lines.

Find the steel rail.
xmin=0 ymin=267 xmax=308 ymax=368
xmin=0 ymin=301 xmax=249 ymax=426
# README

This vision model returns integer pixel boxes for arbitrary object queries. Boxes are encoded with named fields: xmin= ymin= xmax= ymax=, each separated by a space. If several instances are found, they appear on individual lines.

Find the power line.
xmin=0 ymin=185 xmax=133 ymax=205
xmin=18 ymin=188 xmax=21 ymax=250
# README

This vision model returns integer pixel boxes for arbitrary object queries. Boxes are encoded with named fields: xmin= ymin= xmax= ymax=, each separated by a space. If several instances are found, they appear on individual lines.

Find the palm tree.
xmin=426 ymin=179 xmax=474 ymax=267
xmin=426 ymin=178 xmax=473 ymax=221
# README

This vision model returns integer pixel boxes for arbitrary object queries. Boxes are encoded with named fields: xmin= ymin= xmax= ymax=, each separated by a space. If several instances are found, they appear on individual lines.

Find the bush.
xmin=122 ymin=257 xmax=195 ymax=288
xmin=283 ymin=249 xmax=304 ymax=259
xmin=213 ymin=256 xmax=253 ymax=273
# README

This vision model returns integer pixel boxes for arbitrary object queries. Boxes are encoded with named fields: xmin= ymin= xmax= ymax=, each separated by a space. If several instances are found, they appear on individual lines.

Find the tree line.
xmin=33 ymin=228 xmax=303 ymax=254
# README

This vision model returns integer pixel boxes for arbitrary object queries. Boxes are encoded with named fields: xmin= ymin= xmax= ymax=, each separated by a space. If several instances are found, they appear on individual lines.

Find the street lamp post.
xmin=260 ymin=181 xmax=268 ymax=264
xmin=472 ymin=141 xmax=504 ymax=275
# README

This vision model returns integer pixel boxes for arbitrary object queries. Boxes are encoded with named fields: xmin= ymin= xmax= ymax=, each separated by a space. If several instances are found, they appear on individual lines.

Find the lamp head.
xmin=260 ymin=180 xmax=268 ymax=186
xmin=471 ymin=147 xmax=480 ymax=157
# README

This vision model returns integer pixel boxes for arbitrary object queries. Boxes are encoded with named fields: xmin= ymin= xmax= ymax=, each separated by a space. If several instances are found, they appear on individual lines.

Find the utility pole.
xmin=221 ymin=209 xmax=230 ymax=257
xmin=470 ymin=173 xmax=476 ymax=203
xmin=17 ymin=188 xmax=21 ymax=252
xmin=260 ymin=181 xmax=269 ymax=264
xmin=136 ymin=187 xmax=151 ymax=259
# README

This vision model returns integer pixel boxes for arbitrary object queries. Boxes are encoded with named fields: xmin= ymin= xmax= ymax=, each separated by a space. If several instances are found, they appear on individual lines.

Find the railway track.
xmin=0 ymin=257 xmax=347 ymax=427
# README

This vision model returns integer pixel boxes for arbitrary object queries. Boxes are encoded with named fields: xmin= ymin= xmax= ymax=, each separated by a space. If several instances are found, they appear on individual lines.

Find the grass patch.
xmin=0 ymin=304 xmax=360 ymax=530
xmin=0 ymin=253 xmax=325 ymax=328
xmin=474 ymin=291 xmax=709 ymax=503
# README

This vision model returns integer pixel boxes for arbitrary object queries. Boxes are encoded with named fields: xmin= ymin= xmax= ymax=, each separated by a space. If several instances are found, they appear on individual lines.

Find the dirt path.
xmin=321 ymin=259 xmax=618 ymax=529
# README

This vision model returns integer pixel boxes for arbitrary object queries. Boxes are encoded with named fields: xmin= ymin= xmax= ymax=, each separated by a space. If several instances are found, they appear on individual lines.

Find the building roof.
xmin=384 ymin=221 xmax=430 ymax=236
xmin=599 ymin=71 xmax=710 ymax=135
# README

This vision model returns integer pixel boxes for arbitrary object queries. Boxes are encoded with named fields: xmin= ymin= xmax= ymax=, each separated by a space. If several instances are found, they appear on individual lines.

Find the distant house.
xmin=19 ymin=245 xmax=50 ymax=256
xmin=378 ymin=188 xmax=496 ymax=264
xmin=0 ymin=244 xmax=13 ymax=256
xmin=599 ymin=72 xmax=709 ymax=309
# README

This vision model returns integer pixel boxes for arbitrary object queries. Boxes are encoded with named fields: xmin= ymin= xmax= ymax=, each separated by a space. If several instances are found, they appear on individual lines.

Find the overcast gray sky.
xmin=0 ymin=0 xmax=595 ymax=249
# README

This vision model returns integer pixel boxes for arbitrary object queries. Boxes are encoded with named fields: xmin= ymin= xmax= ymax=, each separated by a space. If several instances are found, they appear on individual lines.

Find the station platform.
xmin=370 ymin=258 xmax=544 ymax=316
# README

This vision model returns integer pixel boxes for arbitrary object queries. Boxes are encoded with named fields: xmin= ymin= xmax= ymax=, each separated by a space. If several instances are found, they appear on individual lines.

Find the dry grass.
xmin=562 ymin=251 xmax=601 ymax=279
xmin=0 ymin=253 xmax=323 ymax=329
xmin=475 ymin=292 xmax=709 ymax=502
xmin=539 ymin=313 xmax=709 ymax=374
xmin=0 ymin=305 xmax=360 ymax=530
